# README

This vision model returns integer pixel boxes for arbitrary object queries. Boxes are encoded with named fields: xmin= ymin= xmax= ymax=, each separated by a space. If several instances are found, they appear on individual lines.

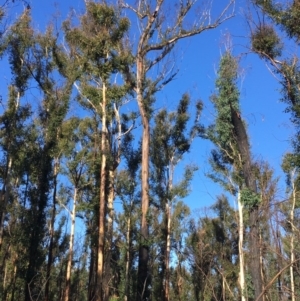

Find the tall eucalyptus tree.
xmin=63 ymin=3 xmax=132 ymax=300
xmin=120 ymin=1 xmax=234 ymax=298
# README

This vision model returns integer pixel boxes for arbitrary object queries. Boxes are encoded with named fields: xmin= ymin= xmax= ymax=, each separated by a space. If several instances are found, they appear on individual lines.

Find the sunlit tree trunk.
xmin=65 ymin=186 xmax=78 ymax=301
xmin=136 ymin=53 xmax=151 ymax=301
xmin=231 ymin=105 xmax=263 ymax=301
xmin=237 ymin=191 xmax=246 ymax=301
xmin=103 ymin=169 xmax=115 ymax=301
xmin=124 ymin=200 xmax=133 ymax=301
xmin=290 ymin=170 xmax=296 ymax=301
xmin=163 ymin=201 xmax=171 ymax=301
xmin=97 ymin=81 xmax=108 ymax=301
xmin=163 ymin=163 xmax=173 ymax=301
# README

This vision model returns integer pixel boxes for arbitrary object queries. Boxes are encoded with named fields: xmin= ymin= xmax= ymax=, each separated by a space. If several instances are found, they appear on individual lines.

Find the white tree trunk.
xmin=290 ymin=172 xmax=296 ymax=301
xmin=65 ymin=186 xmax=77 ymax=301
xmin=97 ymin=81 xmax=108 ymax=301
xmin=238 ymin=191 xmax=246 ymax=301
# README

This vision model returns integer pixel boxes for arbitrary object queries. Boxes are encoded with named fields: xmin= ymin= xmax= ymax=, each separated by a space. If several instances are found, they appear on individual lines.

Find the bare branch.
xmin=73 ymin=82 xmax=99 ymax=113
xmin=255 ymin=259 xmax=300 ymax=301
xmin=142 ymin=0 xmax=234 ymax=53
xmin=145 ymin=43 xmax=175 ymax=72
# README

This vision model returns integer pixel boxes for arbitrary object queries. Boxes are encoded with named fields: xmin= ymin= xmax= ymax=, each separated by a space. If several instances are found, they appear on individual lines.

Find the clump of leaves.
xmin=240 ymin=188 xmax=260 ymax=208
xmin=251 ymin=24 xmax=282 ymax=59
xmin=281 ymin=1 xmax=300 ymax=41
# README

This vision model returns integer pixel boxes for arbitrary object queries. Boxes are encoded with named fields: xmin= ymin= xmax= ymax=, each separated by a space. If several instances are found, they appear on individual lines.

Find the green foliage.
xmin=240 ymin=187 xmax=260 ymax=208
xmin=282 ymin=152 xmax=298 ymax=173
xmin=6 ymin=10 xmax=33 ymax=94
xmin=245 ymin=272 xmax=255 ymax=300
xmin=206 ymin=149 xmax=240 ymax=195
xmin=0 ymin=2 xmax=295 ymax=301
xmin=63 ymin=2 xmax=132 ymax=84
xmin=208 ymin=52 xmax=240 ymax=162
xmin=151 ymin=93 xmax=201 ymax=210
xmin=207 ymin=52 xmax=248 ymax=203
xmin=251 ymin=24 xmax=282 ymax=59
xmin=253 ymin=1 xmax=300 ymax=175
xmin=280 ymin=60 xmax=300 ymax=110
xmin=279 ymin=2 xmax=300 ymax=42
xmin=255 ymin=0 xmax=300 ymax=42
xmin=186 ymin=197 xmax=239 ymax=301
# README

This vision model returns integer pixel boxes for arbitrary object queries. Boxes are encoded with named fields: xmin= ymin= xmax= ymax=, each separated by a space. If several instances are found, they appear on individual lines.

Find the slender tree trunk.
xmin=163 ymin=201 xmax=171 ymax=301
xmin=259 ymin=230 xmax=265 ymax=301
xmin=88 ymin=146 xmax=98 ymax=301
xmin=96 ymin=81 xmax=108 ymax=301
xmin=0 ymin=91 xmax=20 ymax=250
xmin=176 ymin=265 xmax=183 ymax=301
xmin=231 ymin=107 xmax=263 ymax=301
xmin=237 ymin=191 xmax=246 ymax=301
xmin=249 ymin=207 xmax=263 ymax=301
xmin=0 ymin=157 xmax=12 ymax=299
xmin=24 ymin=151 xmax=52 ymax=301
xmin=124 ymin=209 xmax=132 ymax=301
xmin=136 ymin=123 xmax=150 ymax=301
xmin=222 ymin=272 xmax=226 ymax=301
xmin=136 ymin=54 xmax=150 ymax=301
xmin=11 ymin=257 xmax=17 ymax=301
xmin=290 ymin=174 xmax=296 ymax=301
xmin=2 ymin=244 xmax=11 ymax=300
xmin=65 ymin=186 xmax=78 ymax=301
xmin=0 ymin=157 xmax=12 ymax=251
xmin=104 ymin=169 xmax=115 ymax=301
xmin=88 ymin=242 xmax=96 ymax=301
xmin=163 ymin=162 xmax=173 ymax=301
xmin=275 ymin=227 xmax=283 ymax=301
xmin=45 ymin=159 xmax=59 ymax=301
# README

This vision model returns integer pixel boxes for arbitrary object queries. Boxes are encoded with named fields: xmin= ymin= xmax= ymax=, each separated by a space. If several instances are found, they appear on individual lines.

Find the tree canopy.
xmin=0 ymin=1 xmax=299 ymax=301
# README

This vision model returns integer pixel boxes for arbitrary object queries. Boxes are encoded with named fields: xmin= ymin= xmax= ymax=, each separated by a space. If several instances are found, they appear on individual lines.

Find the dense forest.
xmin=0 ymin=0 xmax=299 ymax=301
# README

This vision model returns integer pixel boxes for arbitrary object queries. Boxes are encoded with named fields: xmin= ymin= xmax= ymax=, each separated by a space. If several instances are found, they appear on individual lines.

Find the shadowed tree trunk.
xmin=45 ymin=159 xmax=59 ymax=301
xmin=230 ymin=104 xmax=263 ymax=301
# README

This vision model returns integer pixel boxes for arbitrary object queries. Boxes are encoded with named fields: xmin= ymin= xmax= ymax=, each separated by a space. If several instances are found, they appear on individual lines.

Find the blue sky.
xmin=3 ymin=0 xmax=293 ymax=213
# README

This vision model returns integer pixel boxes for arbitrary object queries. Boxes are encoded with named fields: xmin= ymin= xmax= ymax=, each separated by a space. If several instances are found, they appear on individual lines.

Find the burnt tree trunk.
xmin=231 ymin=107 xmax=263 ymax=301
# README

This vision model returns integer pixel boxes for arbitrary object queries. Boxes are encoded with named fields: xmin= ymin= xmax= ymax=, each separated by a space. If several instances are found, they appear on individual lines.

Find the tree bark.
xmin=163 ymin=161 xmax=174 ymax=301
xmin=64 ymin=186 xmax=78 ymax=301
xmin=231 ymin=107 xmax=263 ymax=301
xmin=103 ymin=169 xmax=115 ymax=301
xmin=290 ymin=171 xmax=296 ymax=301
xmin=163 ymin=201 xmax=171 ymax=301
xmin=237 ymin=191 xmax=246 ymax=301
xmin=45 ymin=159 xmax=59 ymax=301
xmin=0 ymin=157 xmax=12 ymax=251
xmin=124 ymin=200 xmax=133 ymax=301
xmin=96 ymin=81 xmax=108 ymax=301
xmin=136 ymin=52 xmax=151 ymax=301
xmin=24 ymin=150 xmax=52 ymax=301
xmin=129 ymin=1 xmax=234 ymax=299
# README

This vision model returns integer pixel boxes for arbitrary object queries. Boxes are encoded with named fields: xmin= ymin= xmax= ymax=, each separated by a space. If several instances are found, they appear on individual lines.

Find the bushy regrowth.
xmin=254 ymin=0 xmax=300 ymax=42
xmin=278 ymin=1 xmax=300 ymax=42
xmin=240 ymin=188 xmax=260 ymax=208
xmin=280 ymin=60 xmax=300 ymax=110
xmin=251 ymin=24 xmax=282 ymax=59
xmin=208 ymin=53 xmax=240 ymax=163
